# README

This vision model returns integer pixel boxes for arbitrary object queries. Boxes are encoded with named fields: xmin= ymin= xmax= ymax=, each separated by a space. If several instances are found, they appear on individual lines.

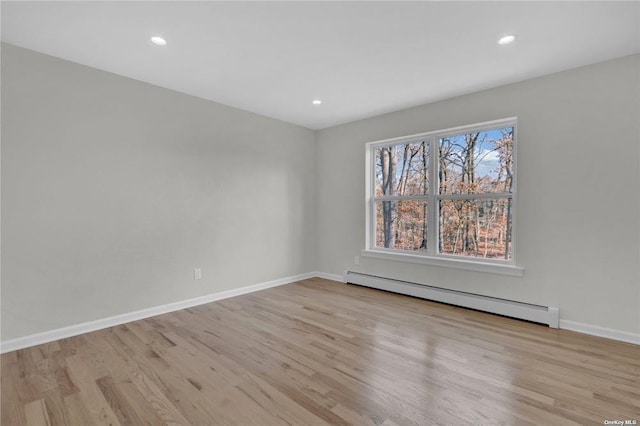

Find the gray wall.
xmin=316 ymin=54 xmax=640 ymax=334
xmin=1 ymin=44 xmax=317 ymax=340
xmin=3 ymin=43 xmax=639 ymax=342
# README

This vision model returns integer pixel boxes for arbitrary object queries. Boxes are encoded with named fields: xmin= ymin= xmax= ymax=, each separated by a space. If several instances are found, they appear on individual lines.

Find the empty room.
xmin=1 ymin=1 xmax=639 ymax=425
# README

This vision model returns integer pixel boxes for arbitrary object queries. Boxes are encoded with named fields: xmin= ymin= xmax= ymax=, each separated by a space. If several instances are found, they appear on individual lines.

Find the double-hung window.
xmin=365 ymin=118 xmax=522 ymax=276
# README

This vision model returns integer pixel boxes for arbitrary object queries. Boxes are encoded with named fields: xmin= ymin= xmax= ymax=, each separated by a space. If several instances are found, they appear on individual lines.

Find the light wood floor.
xmin=2 ymin=278 xmax=639 ymax=425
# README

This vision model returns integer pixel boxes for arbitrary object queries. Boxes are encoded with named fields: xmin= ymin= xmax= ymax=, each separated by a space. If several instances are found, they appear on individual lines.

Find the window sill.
xmin=360 ymin=249 xmax=524 ymax=277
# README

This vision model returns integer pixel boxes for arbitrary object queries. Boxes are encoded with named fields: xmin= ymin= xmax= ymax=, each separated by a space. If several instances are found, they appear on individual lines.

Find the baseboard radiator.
xmin=344 ymin=271 xmax=559 ymax=328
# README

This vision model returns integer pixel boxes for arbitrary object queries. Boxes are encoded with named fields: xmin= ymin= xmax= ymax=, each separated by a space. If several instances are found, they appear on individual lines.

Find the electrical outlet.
xmin=193 ymin=268 xmax=202 ymax=280
xmin=354 ymin=256 xmax=360 ymax=265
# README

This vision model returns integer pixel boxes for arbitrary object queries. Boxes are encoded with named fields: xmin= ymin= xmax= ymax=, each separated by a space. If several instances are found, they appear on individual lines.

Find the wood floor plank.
xmin=64 ymin=355 xmax=122 ymax=426
xmin=96 ymin=375 xmax=165 ymax=426
xmin=90 ymin=328 xmax=191 ymax=426
xmin=63 ymin=393 xmax=95 ymax=426
xmin=3 ymin=279 xmax=639 ymax=425
xmin=2 ymin=351 xmax=29 ymax=425
xmin=23 ymin=400 xmax=51 ymax=426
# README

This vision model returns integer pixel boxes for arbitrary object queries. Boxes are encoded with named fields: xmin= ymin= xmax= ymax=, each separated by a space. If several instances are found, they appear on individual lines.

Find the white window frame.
xmin=363 ymin=117 xmax=524 ymax=277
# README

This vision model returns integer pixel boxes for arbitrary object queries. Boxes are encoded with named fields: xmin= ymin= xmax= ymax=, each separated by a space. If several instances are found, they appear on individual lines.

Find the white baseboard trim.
xmin=312 ymin=271 xmax=346 ymax=282
xmin=0 ymin=271 xmax=317 ymax=354
xmin=559 ymin=320 xmax=640 ymax=345
xmin=4 ymin=272 xmax=637 ymax=353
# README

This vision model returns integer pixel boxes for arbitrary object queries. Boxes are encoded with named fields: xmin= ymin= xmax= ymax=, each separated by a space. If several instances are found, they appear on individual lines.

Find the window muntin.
xmin=369 ymin=119 xmax=516 ymax=263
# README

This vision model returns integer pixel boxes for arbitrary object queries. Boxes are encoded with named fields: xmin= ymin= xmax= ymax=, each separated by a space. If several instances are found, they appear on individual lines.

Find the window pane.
xmin=376 ymin=200 xmax=427 ymax=251
xmin=439 ymin=198 xmax=512 ymax=260
xmin=375 ymin=141 xmax=429 ymax=197
xmin=439 ymin=127 xmax=513 ymax=195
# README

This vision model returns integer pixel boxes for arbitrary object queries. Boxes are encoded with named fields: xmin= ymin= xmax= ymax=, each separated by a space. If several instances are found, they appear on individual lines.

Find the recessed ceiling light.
xmin=150 ymin=36 xmax=167 ymax=46
xmin=498 ymin=34 xmax=516 ymax=45
xmin=312 ymin=99 xmax=322 ymax=105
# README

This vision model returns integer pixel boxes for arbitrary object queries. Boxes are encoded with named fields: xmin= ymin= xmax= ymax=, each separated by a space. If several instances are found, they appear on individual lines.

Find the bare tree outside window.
xmin=375 ymin=142 xmax=428 ymax=249
xmin=371 ymin=122 xmax=515 ymax=262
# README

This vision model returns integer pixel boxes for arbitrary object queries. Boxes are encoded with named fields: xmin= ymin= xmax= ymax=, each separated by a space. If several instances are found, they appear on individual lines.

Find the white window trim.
xmin=364 ymin=117 xmax=523 ymax=277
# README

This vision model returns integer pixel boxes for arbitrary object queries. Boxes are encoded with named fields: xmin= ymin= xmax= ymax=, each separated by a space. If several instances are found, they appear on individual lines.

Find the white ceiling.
xmin=2 ymin=1 xmax=639 ymax=130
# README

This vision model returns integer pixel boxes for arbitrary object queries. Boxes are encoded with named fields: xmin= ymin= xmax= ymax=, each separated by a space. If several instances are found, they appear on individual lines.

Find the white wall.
xmin=316 ymin=54 xmax=640 ymax=335
xmin=1 ymin=44 xmax=317 ymax=340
